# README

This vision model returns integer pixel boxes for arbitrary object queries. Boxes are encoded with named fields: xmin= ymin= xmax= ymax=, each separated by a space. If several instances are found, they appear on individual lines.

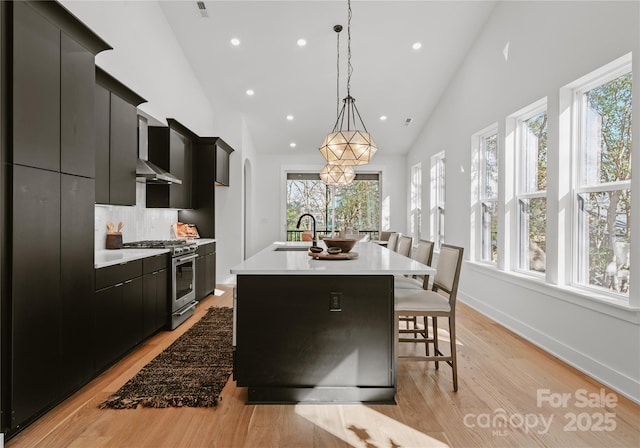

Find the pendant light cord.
xmin=336 ymin=28 xmax=340 ymax=119
xmin=347 ymin=0 xmax=352 ymax=97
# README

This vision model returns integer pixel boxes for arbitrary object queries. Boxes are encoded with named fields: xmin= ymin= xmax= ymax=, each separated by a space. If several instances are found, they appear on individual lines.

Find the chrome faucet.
xmin=296 ymin=213 xmax=317 ymax=246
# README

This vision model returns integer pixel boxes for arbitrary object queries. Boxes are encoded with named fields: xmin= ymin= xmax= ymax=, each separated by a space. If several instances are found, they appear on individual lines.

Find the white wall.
xmin=408 ymin=1 xmax=640 ymax=402
xmin=62 ymin=0 xmax=216 ymax=135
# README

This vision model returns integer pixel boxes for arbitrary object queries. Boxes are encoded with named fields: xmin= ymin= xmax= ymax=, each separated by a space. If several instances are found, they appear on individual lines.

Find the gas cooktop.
xmin=122 ymin=240 xmax=197 ymax=256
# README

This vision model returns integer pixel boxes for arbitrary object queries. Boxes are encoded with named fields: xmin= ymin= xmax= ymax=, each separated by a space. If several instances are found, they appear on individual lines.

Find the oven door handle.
xmin=176 ymin=301 xmax=197 ymax=316
xmin=175 ymin=254 xmax=198 ymax=263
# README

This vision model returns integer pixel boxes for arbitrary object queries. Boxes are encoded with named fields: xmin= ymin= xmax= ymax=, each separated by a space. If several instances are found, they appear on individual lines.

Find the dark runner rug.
xmin=99 ymin=306 xmax=233 ymax=409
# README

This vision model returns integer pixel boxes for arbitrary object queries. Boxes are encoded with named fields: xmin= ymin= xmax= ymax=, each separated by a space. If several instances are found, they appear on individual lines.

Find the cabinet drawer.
xmin=197 ymin=242 xmax=216 ymax=256
xmin=95 ymin=259 xmax=143 ymax=290
xmin=143 ymin=253 xmax=169 ymax=274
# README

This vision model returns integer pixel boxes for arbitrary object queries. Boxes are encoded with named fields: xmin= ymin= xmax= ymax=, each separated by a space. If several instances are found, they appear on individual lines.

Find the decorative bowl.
xmin=323 ymin=238 xmax=357 ymax=253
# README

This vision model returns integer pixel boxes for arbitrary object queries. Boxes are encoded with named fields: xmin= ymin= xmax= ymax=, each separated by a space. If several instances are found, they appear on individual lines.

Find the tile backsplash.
xmin=95 ymin=183 xmax=178 ymax=250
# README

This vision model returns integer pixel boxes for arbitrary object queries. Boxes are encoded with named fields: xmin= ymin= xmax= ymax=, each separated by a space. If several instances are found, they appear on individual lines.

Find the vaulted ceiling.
xmin=159 ymin=1 xmax=497 ymax=156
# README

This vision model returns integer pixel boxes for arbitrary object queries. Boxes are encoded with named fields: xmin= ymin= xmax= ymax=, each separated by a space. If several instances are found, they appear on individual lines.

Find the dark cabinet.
xmin=195 ymin=242 xmax=216 ymax=300
xmin=147 ymin=119 xmax=195 ymax=209
xmin=121 ymin=277 xmax=143 ymax=353
xmin=94 ymin=260 xmax=143 ymax=372
xmin=12 ymin=0 xmax=61 ymax=172
xmin=60 ymin=175 xmax=95 ymax=394
xmin=2 ymin=0 xmax=110 ymax=435
xmin=142 ymin=254 xmax=169 ymax=338
xmin=94 ymin=285 xmax=121 ymax=372
xmin=95 ymin=67 xmax=146 ymax=205
xmin=95 ymin=83 xmax=110 ymax=202
xmin=108 ymin=92 xmax=138 ymax=204
xmin=94 ymin=254 xmax=168 ymax=372
xmin=178 ymin=138 xmax=234 ymax=238
xmin=11 ymin=165 xmax=61 ymax=427
xmin=61 ymin=33 xmax=96 ymax=177
xmin=94 ymin=276 xmax=143 ymax=372
xmin=215 ymin=141 xmax=233 ymax=187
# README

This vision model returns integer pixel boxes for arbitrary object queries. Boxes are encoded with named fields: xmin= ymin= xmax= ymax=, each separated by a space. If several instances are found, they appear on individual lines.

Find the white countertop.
xmin=95 ymin=248 xmax=169 ymax=269
xmin=231 ymin=241 xmax=435 ymax=276
xmin=194 ymin=238 xmax=216 ymax=246
xmin=95 ymin=238 xmax=215 ymax=268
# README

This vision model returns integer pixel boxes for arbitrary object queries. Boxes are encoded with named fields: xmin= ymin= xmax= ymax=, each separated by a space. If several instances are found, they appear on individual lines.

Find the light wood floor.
xmin=7 ymin=284 xmax=640 ymax=448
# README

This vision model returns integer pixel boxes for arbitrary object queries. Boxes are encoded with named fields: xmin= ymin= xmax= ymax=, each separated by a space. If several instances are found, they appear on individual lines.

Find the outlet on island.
xmin=329 ymin=292 xmax=342 ymax=311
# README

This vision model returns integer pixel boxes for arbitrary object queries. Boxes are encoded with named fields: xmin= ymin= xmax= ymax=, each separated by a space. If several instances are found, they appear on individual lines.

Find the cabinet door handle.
xmin=114 ymin=282 xmax=124 ymax=287
xmin=124 ymin=279 xmax=133 ymax=284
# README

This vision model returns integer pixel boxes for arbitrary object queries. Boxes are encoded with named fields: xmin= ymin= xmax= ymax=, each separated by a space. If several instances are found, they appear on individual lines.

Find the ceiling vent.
xmin=403 ymin=118 xmax=413 ymax=127
xmin=196 ymin=1 xmax=209 ymax=18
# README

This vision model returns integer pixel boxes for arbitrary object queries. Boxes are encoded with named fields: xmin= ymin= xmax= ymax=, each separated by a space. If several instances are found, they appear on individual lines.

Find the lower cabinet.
xmin=95 ymin=254 xmax=169 ymax=373
xmin=196 ymin=242 xmax=216 ymax=300
xmin=142 ymin=254 xmax=169 ymax=339
xmin=94 ymin=260 xmax=143 ymax=372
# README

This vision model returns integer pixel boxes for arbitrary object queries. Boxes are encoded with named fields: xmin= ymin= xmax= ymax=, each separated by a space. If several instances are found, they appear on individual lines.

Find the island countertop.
xmin=230 ymin=241 xmax=434 ymax=276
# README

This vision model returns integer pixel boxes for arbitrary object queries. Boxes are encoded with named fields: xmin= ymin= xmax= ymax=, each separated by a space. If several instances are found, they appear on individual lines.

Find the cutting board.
xmin=309 ymin=251 xmax=359 ymax=260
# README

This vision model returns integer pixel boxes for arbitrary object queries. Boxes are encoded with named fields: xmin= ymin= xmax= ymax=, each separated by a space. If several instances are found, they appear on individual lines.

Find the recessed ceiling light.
xmin=230 ymin=38 xmax=240 ymax=46
xmin=412 ymin=42 xmax=422 ymax=50
xmin=379 ymin=115 xmax=388 ymax=121
xmin=246 ymin=89 xmax=255 ymax=96
xmin=297 ymin=38 xmax=307 ymax=47
xmin=286 ymin=115 xmax=294 ymax=121
xmin=290 ymin=142 xmax=297 ymax=148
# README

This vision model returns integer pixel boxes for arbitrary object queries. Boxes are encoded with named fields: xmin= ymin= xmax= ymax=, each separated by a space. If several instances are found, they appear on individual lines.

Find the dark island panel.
xmin=234 ymin=274 xmax=395 ymax=404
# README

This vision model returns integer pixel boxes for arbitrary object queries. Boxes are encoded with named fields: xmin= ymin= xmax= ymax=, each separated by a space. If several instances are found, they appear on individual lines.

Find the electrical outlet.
xmin=329 ymin=292 xmax=342 ymax=311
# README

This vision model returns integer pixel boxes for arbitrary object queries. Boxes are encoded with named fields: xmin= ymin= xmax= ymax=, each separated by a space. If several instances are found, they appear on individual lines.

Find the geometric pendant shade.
xmin=320 ymin=128 xmax=378 ymax=166
xmin=320 ymin=163 xmax=356 ymax=186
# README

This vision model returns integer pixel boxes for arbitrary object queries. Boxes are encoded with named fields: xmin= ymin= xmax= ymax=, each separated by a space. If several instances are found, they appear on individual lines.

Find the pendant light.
xmin=320 ymin=24 xmax=355 ymax=187
xmin=320 ymin=0 xmax=377 ymax=166
xmin=320 ymin=163 xmax=356 ymax=186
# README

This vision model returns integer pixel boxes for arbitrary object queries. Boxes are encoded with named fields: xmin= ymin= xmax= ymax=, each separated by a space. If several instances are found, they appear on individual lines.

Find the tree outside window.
xmin=286 ymin=173 xmax=380 ymax=240
xmin=576 ymin=70 xmax=631 ymax=295
xmin=481 ymin=132 xmax=499 ymax=263
xmin=518 ymin=110 xmax=547 ymax=273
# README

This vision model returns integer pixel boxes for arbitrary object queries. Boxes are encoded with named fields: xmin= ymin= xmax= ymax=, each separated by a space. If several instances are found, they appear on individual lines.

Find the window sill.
xmin=464 ymin=261 xmax=640 ymax=324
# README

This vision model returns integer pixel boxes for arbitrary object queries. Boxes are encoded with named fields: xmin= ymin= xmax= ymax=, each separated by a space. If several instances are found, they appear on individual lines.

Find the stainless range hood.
xmin=136 ymin=115 xmax=182 ymax=185
xmin=136 ymin=158 xmax=182 ymax=185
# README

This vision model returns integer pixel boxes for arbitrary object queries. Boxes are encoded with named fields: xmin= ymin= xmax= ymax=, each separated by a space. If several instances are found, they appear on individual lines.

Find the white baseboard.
xmin=459 ymin=288 xmax=640 ymax=405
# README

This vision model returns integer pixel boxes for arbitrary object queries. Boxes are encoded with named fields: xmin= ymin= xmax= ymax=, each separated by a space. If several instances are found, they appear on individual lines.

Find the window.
xmin=479 ymin=130 xmax=499 ymax=263
xmin=516 ymin=107 xmax=547 ymax=274
xmin=410 ymin=163 xmax=422 ymax=242
xmin=573 ymin=62 xmax=631 ymax=296
xmin=431 ymin=152 xmax=445 ymax=250
xmin=286 ymin=173 xmax=380 ymax=240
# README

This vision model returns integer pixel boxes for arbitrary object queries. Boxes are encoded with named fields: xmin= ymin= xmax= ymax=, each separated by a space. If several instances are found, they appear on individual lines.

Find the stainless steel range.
xmin=122 ymin=240 xmax=198 ymax=329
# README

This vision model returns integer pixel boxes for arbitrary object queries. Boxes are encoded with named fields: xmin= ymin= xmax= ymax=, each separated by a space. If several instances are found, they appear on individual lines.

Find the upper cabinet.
xmin=215 ymin=139 xmax=234 ymax=187
xmin=147 ymin=119 xmax=196 ymax=209
xmin=177 ymin=137 xmax=235 ymax=238
xmin=11 ymin=1 xmax=111 ymax=176
xmin=12 ymin=1 xmax=60 ymax=172
xmin=94 ymin=67 xmax=146 ymax=205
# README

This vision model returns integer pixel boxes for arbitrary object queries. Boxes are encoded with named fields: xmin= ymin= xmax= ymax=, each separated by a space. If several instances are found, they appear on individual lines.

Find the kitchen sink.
xmin=273 ymin=246 xmax=310 ymax=251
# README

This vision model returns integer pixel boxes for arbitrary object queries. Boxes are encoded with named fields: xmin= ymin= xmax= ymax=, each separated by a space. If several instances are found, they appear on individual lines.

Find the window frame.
xmin=481 ymin=131 xmax=499 ymax=263
xmin=410 ymin=162 xmax=422 ymax=243
xmin=570 ymin=59 xmax=632 ymax=299
xmin=514 ymin=102 xmax=548 ymax=277
xmin=472 ymin=124 xmax=499 ymax=264
xmin=430 ymin=151 xmax=445 ymax=251
xmin=284 ymin=171 xmax=382 ymax=241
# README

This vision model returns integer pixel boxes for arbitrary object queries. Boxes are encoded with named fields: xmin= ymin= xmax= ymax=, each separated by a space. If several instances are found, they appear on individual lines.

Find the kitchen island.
xmin=230 ymin=241 xmax=433 ymax=404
